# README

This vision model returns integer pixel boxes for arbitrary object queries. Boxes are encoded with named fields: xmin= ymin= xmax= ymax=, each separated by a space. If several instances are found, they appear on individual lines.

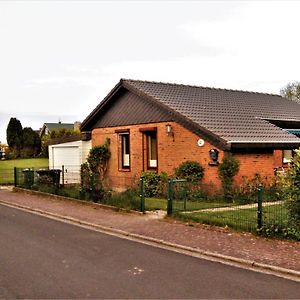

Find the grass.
xmin=0 ymin=158 xmax=48 ymax=169
xmin=174 ymin=203 xmax=288 ymax=232
xmin=0 ymin=158 xmax=49 ymax=184
xmin=144 ymin=197 xmax=238 ymax=211
xmin=145 ymin=197 xmax=167 ymax=210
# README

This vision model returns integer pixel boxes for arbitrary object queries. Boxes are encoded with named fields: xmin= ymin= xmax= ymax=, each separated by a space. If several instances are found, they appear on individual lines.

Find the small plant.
xmin=257 ymin=223 xmax=300 ymax=241
xmin=105 ymin=189 xmax=140 ymax=210
xmin=174 ymin=161 xmax=204 ymax=183
xmin=141 ymin=171 xmax=168 ymax=197
xmin=235 ymin=174 xmax=280 ymax=204
xmin=218 ymin=153 xmax=240 ymax=202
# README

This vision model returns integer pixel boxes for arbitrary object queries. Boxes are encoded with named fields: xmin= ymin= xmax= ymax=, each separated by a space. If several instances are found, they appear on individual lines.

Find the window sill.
xmin=118 ymin=168 xmax=131 ymax=172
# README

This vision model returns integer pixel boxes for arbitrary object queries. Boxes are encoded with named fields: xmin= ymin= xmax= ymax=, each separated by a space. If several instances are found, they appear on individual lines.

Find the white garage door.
xmin=52 ymin=146 xmax=80 ymax=169
xmin=52 ymin=146 xmax=81 ymax=184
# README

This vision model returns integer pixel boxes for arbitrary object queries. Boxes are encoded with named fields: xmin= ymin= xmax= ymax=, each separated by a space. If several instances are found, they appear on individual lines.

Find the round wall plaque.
xmin=197 ymin=139 xmax=205 ymax=147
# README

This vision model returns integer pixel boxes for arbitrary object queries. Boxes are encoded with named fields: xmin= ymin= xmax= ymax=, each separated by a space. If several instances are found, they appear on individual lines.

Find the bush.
xmin=141 ymin=171 xmax=168 ymax=197
xmin=87 ymin=139 xmax=111 ymax=178
xmin=257 ymin=223 xmax=300 ymax=241
xmin=218 ymin=153 xmax=240 ymax=202
xmin=278 ymin=149 xmax=300 ymax=230
xmin=234 ymin=174 xmax=279 ymax=204
xmin=174 ymin=161 xmax=204 ymax=183
xmin=80 ymin=140 xmax=111 ymax=202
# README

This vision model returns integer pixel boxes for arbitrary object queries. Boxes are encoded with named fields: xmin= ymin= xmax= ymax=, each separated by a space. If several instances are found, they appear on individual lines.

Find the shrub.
xmin=141 ymin=171 xmax=168 ymax=197
xmin=87 ymin=139 xmax=111 ymax=179
xmin=234 ymin=174 xmax=280 ymax=204
xmin=218 ymin=153 xmax=240 ymax=202
xmin=278 ymin=150 xmax=300 ymax=230
xmin=174 ymin=161 xmax=204 ymax=183
xmin=257 ymin=223 xmax=300 ymax=241
xmin=80 ymin=140 xmax=111 ymax=202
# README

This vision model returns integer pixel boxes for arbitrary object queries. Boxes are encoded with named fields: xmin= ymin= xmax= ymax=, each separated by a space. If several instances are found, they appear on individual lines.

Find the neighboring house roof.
xmin=44 ymin=123 xmax=74 ymax=131
xmin=81 ymin=79 xmax=300 ymax=150
xmin=40 ymin=122 xmax=74 ymax=137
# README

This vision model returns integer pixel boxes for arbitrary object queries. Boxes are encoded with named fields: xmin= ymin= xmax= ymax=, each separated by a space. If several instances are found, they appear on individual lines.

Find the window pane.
xmin=147 ymin=132 xmax=157 ymax=168
xmin=283 ymin=150 xmax=293 ymax=163
xmin=120 ymin=133 xmax=130 ymax=168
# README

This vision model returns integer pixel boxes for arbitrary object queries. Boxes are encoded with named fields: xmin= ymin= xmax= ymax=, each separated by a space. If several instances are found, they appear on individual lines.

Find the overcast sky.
xmin=1 ymin=0 xmax=300 ymax=143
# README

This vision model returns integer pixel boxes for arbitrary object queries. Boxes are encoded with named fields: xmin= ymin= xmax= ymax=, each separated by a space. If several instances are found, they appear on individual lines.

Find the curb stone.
xmin=0 ymin=199 xmax=299 ymax=283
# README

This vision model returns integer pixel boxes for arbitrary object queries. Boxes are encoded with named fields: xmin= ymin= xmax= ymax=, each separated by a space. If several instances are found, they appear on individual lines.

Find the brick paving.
xmin=0 ymin=187 xmax=300 ymax=273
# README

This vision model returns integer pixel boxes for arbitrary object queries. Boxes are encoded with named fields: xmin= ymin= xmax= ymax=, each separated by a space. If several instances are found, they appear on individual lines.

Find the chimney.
xmin=74 ymin=121 xmax=81 ymax=131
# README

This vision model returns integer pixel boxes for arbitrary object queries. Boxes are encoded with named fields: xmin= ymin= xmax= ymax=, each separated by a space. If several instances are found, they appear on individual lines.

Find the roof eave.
xmin=229 ymin=141 xmax=300 ymax=151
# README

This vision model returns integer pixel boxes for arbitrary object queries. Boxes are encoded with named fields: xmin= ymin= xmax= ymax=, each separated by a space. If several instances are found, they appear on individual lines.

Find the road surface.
xmin=0 ymin=204 xmax=299 ymax=298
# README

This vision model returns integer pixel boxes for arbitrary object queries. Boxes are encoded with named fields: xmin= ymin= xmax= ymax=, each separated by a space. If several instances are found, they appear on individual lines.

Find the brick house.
xmin=81 ymin=79 xmax=300 ymax=191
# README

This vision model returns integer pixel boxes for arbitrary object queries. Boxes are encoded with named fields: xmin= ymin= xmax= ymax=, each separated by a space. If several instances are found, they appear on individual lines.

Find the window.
xmin=147 ymin=131 xmax=157 ymax=169
xmin=283 ymin=149 xmax=293 ymax=164
xmin=119 ymin=133 xmax=130 ymax=169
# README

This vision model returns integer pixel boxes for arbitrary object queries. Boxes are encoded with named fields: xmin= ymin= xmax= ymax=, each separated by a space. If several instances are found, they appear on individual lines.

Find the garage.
xmin=48 ymin=140 xmax=91 ymax=184
xmin=52 ymin=146 xmax=80 ymax=169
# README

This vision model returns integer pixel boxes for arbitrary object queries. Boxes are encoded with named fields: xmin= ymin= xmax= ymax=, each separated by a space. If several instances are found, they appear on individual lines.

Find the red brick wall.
xmin=274 ymin=149 xmax=284 ymax=170
xmin=92 ymin=122 xmax=283 ymax=191
xmin=232 ymin=152 xmax=275 ymax=186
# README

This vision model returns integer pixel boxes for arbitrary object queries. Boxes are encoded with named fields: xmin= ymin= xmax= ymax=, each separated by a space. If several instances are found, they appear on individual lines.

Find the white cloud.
xmin=22 ymin=76 xmax=100 ymax=89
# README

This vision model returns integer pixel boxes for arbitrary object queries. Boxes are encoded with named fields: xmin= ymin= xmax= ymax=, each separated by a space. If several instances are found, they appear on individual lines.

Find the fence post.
xmin=183 ymin=181 xmax=187 ymax=211
xmin=140 ymin=176 xmax=145 ymax=213
xmin=62 ymin=165 xmax=65 ymax=187
xmin=257 ymin=184 xmax=263 ymax=230
xmin=90 ymin=174 xmax=94 ymax=191
xmin=167 ymin=179 xmax=173 ymax=215
xmin=14 ymin=167 xmax=17 ymax=187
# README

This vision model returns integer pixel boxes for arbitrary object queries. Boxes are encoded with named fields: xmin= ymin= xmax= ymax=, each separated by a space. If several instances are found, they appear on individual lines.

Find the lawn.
xmin=174 ymin=203 xmax=288 ymax=233
xmin=0 ymin=158 xmax=49 ymax=184
xmin=144 ymin=197 xmax=238 ymax=211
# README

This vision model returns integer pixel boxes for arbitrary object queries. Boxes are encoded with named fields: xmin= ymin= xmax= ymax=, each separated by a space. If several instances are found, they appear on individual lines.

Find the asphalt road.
xmin=0 ymin=204 xmax=299 ymax=299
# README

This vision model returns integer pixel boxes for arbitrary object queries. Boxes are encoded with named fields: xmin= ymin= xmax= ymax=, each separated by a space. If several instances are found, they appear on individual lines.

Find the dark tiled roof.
xmin=45 ymin=123 xmax=74 ymax=131
xmin=122 ymin=79 xmax=300 ymax=145
xmin=81 ymin=79 xmax=300 ymax=150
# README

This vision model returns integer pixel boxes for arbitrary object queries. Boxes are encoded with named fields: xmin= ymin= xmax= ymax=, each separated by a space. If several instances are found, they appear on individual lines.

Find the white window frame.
xmin=283 ymin=149 xmax=293 ymax=164
xmin=120 ymin=133 xmax=130 ymax=169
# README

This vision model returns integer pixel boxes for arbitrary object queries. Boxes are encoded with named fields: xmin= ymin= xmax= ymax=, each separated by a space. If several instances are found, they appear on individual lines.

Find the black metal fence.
xmin=0 ymin=169 xmax=14 ymax=185
xmin=14 ymin=167 xmax=61 ymax=192
xmin=140 ymin=178 xmax=295 ymax=238
xmin=12 ymin=168 xmax=298 ymax=240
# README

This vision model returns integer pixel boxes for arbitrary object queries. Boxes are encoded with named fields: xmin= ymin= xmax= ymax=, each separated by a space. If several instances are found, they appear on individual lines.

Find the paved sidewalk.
xmin=0 ymin=187 xmax=300 ymax=277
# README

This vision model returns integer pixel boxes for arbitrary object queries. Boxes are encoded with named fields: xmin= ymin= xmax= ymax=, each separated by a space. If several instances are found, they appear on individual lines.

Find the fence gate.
xmin=167 ymin=179 xmax=187 ymax=215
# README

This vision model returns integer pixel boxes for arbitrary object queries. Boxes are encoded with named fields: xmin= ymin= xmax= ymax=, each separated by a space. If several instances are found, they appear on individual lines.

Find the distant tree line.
xmin=5 ymin=117 xmax=81 ymax=159
xmin=6 ymin=117 xmax=41 ymax=159
xmin=281 ymin=81 xmax=300 ymax=103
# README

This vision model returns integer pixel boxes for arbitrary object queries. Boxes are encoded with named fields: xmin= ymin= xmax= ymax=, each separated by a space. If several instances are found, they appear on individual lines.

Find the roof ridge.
xmin=121 ymin=78 xmax=281 ymax=97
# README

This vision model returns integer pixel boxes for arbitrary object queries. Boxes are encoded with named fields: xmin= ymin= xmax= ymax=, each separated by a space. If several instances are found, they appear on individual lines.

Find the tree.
xmin=40 ymin=127 xmax=81 ymax=157
xmin=280 ymin=82 xmax=300 ymax=103
xmin=22 ymin=127 xmax=41 ymax=157
xmin=6 ymin=117 xmax=23 ymax=158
